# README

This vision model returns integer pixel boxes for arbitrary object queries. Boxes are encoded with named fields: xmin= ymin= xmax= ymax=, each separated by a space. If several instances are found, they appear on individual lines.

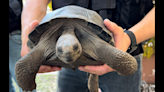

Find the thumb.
xmin=104 ymin=19 xmax=123 ymax=36
xmin=21 ymin=20 xmax=39 ymax=57
xmin=29 ymin=20 xmax=39 ymax=33
xmin=21 ymin=45 xmax=30 ymax=57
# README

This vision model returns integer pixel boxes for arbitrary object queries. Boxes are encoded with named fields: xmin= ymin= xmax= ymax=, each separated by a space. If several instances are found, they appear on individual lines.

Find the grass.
xmin=13 ymin=71 xmax=58 ymax=92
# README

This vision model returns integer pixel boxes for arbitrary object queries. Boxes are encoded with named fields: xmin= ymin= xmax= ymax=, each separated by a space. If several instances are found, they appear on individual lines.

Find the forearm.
xmin=21 ymin=0 xmax=50 ymax=45
xmin=129 ymin=7 xmax=155 ymax=44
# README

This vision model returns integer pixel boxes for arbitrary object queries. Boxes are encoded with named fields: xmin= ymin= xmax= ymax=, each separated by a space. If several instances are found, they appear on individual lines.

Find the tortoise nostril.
xmin=65 ymin=52 xmax=73 ymax=62
xmin=73 ymin=43 xmax=78 ymax=51
xmin=65 ymin=52 xmax=72 ymax=56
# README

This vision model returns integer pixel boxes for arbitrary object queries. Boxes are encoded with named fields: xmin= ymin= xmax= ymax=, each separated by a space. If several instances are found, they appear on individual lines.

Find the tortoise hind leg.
xmin=15 ymin=45 xmax=44 ymax=91
xmin=88 ymin=74 xmax=99 ymax=92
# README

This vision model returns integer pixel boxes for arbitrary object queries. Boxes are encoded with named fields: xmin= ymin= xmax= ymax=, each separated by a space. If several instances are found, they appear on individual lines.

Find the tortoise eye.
xmin=73 ymin=43 xmax=78 ymax=51
xmin=57 ymin=47 xmax=63 ymax=54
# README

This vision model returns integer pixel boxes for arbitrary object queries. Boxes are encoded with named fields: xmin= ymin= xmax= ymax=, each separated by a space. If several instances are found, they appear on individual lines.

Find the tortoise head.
xmin=56 ymin=27 xmax=82 ymax=64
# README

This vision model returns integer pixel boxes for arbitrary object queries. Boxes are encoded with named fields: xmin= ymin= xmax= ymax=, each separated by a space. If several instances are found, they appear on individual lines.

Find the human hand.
xmin=104 ymin=19 xmax=131 ymax=52
xmin=79 ymin=64 xmax=115 ymax=75
xmin=79 ymin=19 xmax=131 ymax=75
xmin=38 ymin=65 xmax=61 ymax=73
xmin=21 ymin=20 xmax=61 ymax=73
xmin=21 ymin=20 xmax=39 ymax=57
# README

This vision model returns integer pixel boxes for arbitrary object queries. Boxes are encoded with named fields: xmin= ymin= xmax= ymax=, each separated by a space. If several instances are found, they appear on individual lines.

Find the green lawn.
xmin=13 ymin=72 xmax=58 ymax=92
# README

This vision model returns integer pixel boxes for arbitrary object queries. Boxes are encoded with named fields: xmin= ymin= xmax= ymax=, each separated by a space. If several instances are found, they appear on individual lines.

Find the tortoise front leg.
xmin=15 ymin=45 xmax=44 ymax=91
xmin=94 ymin=40 xmax=138 ymax=76
xmin=88 ymin=74 xmax=99 ymax=92
xmin=81 ymin=35 xmax=137 ymax=76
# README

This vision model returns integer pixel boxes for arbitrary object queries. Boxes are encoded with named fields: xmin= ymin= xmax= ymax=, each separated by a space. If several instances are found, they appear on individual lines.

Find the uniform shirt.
xmin=9 ymin=0 xmax=22 ymax=33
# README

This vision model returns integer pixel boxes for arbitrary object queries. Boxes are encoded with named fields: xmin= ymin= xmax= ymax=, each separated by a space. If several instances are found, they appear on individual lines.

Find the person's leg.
xmin=9 ymin=72 xmax=16 ymax=92
xmin=99 ymin=54 xmax=143 ymax=92
xmin=57 ymin=68 xmax=89 ymax=92
xmin=9 ymin=30 xmax=22 ymax=92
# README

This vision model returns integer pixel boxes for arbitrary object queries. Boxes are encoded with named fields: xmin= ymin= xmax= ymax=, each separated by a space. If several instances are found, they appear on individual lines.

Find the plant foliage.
xmin=48 ymin=1 xmax=52 ymax=11
xmin=143 ymin=37 xmax=155 ymax=59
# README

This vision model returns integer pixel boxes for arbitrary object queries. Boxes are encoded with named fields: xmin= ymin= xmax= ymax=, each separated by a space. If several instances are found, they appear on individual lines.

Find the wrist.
xmin=124 ymin=33 xmax=131 ymax=48
xmin=124 ymin=30 xmax=138 ymax=53
xmin=124 ymin=30 xmax=137 ymax=46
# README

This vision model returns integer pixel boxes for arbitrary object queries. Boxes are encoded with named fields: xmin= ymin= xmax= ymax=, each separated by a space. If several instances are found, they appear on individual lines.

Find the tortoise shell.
xmin=28 ymin=5 xmax=115 ymax=48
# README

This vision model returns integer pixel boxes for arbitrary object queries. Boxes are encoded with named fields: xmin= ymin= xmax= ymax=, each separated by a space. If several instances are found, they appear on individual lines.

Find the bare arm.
xmin=21 ymin=0 xmax=61 ymax=73
xmin=104 ymin=7 xmax=155 ymax=52
xmin=21 ymin=0 xmax=50 ymax=49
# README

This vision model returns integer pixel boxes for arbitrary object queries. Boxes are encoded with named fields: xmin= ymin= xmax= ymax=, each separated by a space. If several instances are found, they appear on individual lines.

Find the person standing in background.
xmin=9 ymin=0 xmax=23 ymax=91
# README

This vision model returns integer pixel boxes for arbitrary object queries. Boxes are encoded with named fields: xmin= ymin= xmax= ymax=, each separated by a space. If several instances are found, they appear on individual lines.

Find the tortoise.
xmin=15 ymin=5 xmax=138 ymax=92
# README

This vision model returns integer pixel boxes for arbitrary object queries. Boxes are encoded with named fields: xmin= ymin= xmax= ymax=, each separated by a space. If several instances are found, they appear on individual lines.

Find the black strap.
xmin=124 ymin=30 xmax=138 ymax=54
xmin=124 ymin=30 xmax=137 ymax=46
